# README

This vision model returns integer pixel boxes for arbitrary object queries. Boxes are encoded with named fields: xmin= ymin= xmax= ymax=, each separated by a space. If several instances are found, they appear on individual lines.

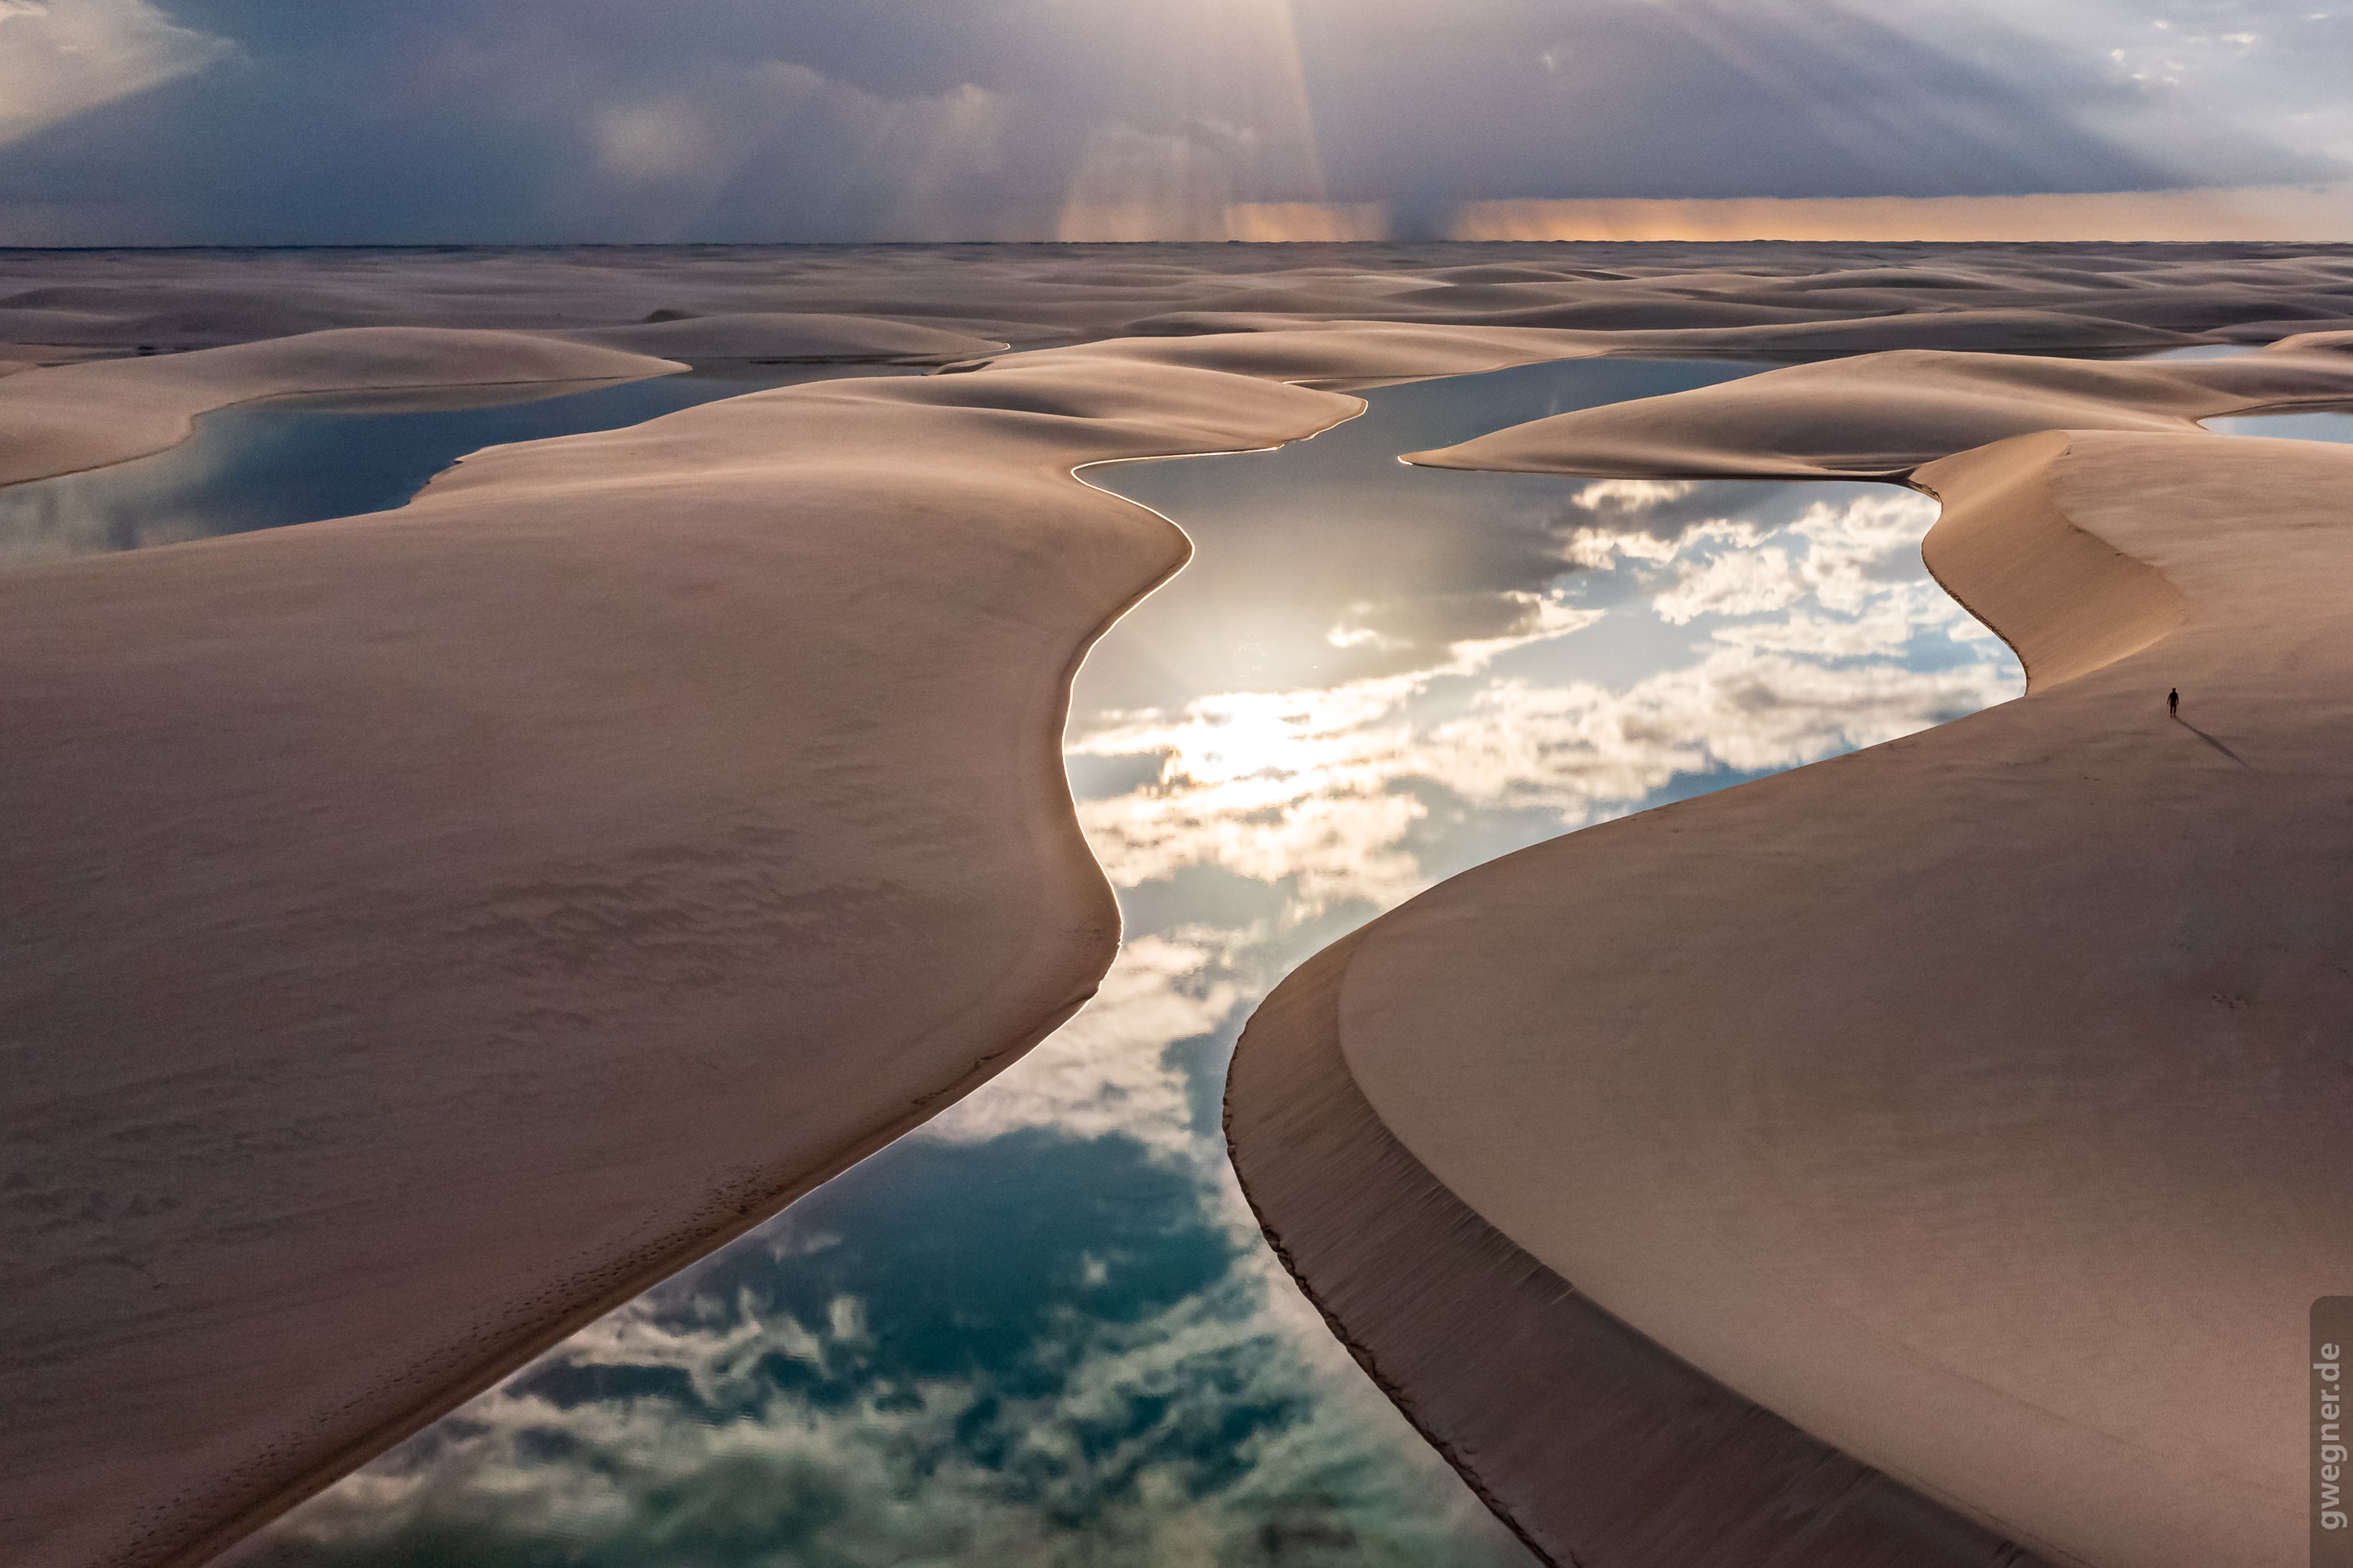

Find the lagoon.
xmin=33 ymin=354 xmax=2024 ymax=1568
xmin=0 ymin=364 xmax=903 ymax=568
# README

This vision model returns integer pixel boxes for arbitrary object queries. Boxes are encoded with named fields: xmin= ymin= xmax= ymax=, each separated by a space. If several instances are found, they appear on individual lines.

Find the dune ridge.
xmin=1407 ymin=335 xmax=2353 ymax=480
xmin=547 ymin=311 xmax=1007 ymax=363
xmin=1231 ymin=362 xmax=2353 ymax=1563
xmin=1913 ymin=431 xmax=2183 ymax=690
xmin=5 ymin=242 xmax=2353 ymax=359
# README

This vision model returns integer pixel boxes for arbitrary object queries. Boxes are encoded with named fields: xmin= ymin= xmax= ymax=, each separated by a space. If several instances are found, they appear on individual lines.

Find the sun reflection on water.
xmin=1066 ymin=474 xmax=2016 ymax=916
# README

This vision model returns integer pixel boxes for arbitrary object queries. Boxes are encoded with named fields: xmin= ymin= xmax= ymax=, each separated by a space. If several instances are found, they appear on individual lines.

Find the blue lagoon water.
xmin=26 ymin=356 xmax=2024 ymax=1567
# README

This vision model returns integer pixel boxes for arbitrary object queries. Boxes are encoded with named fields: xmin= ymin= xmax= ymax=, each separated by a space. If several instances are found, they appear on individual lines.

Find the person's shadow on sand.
xmin=2169 ymin=690 xmax=2249 ymax=766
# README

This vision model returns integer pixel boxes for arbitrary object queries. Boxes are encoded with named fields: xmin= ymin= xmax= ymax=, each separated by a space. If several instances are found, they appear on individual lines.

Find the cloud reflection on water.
xmin=1067 ymin=479 xmax=2016 ymax=914
xmin=245 ymin=1129 xmax=1515 ymax=1568
xmin=237 ymin=359 xmax=2018 ymax=1568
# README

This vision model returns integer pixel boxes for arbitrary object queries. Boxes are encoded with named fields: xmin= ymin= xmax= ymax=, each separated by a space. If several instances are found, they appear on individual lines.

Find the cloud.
xmin=1292 ymin=0 xmax=2341 ymax=228
xmin=1067 ymin=484 xmax=2019 ymax=913
xmin=0 ymin=0 xmax=231 ymax=147
xmin=0 ymin=0 xmax=2342 ymax=241
xmin=555 ymin=62 xmax=1020 ymax=241
xmin=1651 ymin=546 xmax=1806 ymax=624
xmin=922 ymin=935 xmax=1245 ymax=1152
xmin=234 ymin=1130 xmax=1529 ymax=1568
xmin=1962 ymin=0 xmax=2353 ymax=162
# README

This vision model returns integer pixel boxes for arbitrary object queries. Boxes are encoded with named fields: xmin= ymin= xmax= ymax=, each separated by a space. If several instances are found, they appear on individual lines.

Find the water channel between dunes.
xmin=26 ymin=352 xmax=2046 ymax=1566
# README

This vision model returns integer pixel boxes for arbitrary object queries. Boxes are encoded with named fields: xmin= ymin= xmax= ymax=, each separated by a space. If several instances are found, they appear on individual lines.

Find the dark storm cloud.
xmin=1294 ymin=0 xmax=2337 ymax=224
xmin=0 ymin=0 xmax=2342 ymax=242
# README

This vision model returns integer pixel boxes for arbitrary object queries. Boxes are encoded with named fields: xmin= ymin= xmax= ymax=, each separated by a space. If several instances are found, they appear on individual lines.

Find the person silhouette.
xmin=2169 ymin=687 xmax=2179 ymax=715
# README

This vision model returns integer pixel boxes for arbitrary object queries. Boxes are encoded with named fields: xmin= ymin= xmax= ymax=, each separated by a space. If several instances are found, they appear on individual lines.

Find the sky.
xmin=1 ymin=0 xmax=2349 ymax=243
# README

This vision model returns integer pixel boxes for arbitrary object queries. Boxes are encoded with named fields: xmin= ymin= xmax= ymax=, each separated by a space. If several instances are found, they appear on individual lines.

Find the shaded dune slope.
xmin=1231 ymin=348 xmax=2353 ymax=1566
xmin=1227 ymin=933 xmax=2046 ymax=1568
xmin=0 ymin=325 xmax=1602 ymax=1568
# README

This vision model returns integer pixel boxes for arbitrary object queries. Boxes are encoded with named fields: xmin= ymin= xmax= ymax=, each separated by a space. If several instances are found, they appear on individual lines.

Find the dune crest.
xmin=1915 ymin=431 xmax=2183 ymax=690
xmin=1406 ymin=338 xmax=2353 ymax=480
xmin=548 ymin=311 xmax=1007 ymax=363
xmin=9 ymin=242 xmax=2353 ymax=356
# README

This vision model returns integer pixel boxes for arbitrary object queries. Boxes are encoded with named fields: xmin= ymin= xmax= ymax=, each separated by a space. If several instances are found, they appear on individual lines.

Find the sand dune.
xmin=548 ymin=311 xmax=1007 ymax=363
xmin=0 ymin=322 xmax=1607 ymax=1568
xmin=1231 ymin=354 xmax=2353 ymax=1565
xmin=1038 ymin=321 xmax=1615 ymax=386
xmin=1110 ymin=307 xmax=2204 ymax=365
xmin=7 ymin=242 xmax=2353 ymax=353
xmin=1572 ymin=306 xmax=2199 ymax=355
xmin=1409 ymin=336 xmax=2353 ymax=478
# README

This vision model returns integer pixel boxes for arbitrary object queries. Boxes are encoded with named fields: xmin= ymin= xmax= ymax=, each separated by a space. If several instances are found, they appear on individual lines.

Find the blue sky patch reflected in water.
xmin=225 ymin=356 xmax=2022 ymax=1568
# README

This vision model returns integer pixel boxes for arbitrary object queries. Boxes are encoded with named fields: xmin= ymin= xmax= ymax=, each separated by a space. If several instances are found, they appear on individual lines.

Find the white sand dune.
xmin=549 ymin=311 xmax=1007 ymax=363
xmin=1409 ymin=334 xmax=2353 ymax=479
xmin=8 ymin=242 xmax=2353 ymax=353
xmin=0 ymin=320 xmax=1600 ymax=1568
xmin=1231 ymin=346 xmax=2353 ymax=1566
xmin=1040 ymin=321 xmax=1612 ymax=386
xmin=1577 ymin=306 xmax=2202 ymax=355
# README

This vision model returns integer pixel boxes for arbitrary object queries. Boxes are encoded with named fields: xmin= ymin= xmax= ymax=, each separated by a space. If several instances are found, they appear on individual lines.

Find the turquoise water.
xmin=34 ymin=355 xmax=2021 ymax=1568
